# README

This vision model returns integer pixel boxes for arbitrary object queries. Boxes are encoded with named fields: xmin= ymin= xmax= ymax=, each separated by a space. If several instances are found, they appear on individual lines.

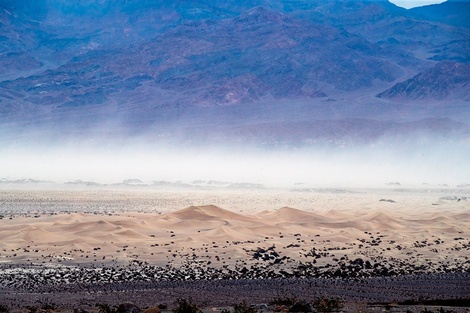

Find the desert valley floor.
xmin=0 ymin=186 xmax=469 ymax=311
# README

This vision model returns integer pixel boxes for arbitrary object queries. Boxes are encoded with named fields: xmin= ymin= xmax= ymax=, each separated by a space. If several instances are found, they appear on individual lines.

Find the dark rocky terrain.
xmin=1 ymin=272 xmax=470 ymax=310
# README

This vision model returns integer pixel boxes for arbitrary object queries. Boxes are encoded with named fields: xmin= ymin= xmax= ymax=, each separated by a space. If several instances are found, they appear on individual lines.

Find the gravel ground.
xmin=1 ymin=273 xmax=469 ymax=312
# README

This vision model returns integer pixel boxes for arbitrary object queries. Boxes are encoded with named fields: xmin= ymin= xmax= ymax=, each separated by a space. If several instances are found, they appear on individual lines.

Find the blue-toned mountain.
xmin=0 ymin=0 xmax=469 ymax=145
xmin=377 ymin=61 xmax=470 ymax=101
xmin=410 ymin=0 xmax=470 ymax=29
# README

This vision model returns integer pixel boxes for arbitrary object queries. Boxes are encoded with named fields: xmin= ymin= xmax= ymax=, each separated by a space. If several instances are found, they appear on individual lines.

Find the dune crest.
xmin=170 ymin=205 xmax=250 ymax=221
xmin=0 ymin=193 xmax=468 ymax=278
xmin=258 ymin=206 xmax=332 ymax=224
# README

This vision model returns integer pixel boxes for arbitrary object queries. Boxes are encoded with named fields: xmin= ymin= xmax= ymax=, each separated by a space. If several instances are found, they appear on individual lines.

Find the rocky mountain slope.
xmin=0 ymin=0 xmax=469 ymax=145
xmin=410 ymin=0 xmax=470 ymax=28
xmin=377 ymin=61 xmax=470 ymax=101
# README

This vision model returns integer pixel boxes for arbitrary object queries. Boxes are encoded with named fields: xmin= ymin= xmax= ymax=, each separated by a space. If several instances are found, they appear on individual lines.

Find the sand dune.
xmin=170 ymin=205 xmax=252 ymax=221
xmin=259 ymin=206 xmax=333 ymax=224
xmin=204 ymin=226 xmax=251 ymax=241
xmin=21 ymin=226 xmax=59 ymax=242
xmin=359 ymin=212 xmax=405 ymax=229
xmin=0 ymin=188 xmax=468 ymax=276
xmin=114 ymin=229 xmax=148 ymax=239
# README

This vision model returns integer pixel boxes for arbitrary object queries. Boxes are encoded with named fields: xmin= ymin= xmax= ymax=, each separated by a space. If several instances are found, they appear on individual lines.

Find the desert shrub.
xmin=37 ymin=299 xmax=57 ymax=310
xmin=420 ymin=309 xmax=456 ymax=313
xmin=312 ymin=298 xmax=343 ymax=312
xmin=0 ymin=305 xmax=10 ymax=313
xmin=158 ymin=304 xmax=168 ymax=310
xmin=270 ymin=296 xmax=297 ymax=306
xmin=97 ymin=303 xmax=117 ymax=313
xmin=232 ymin=301 xmax=258 ymax=313
xmin=172 ymin=298 xmax=203 ymax=313
xmin=26 ymin=306 xmax=38 ymax=313
xmin=384 ymin=304 xmax=395 ymax=311
xmin=438 ymin=308 xmax=455 ymax=313
xmin=289 ymin=301 xmax=312 ymax=313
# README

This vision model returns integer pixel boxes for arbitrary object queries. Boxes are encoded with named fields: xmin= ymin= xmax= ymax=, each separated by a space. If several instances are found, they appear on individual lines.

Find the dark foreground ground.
xmin=1 ymin=273 xmax=470 ymax=312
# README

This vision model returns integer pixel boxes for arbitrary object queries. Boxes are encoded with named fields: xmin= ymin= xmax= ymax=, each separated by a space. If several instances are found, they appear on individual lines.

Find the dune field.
xmin=0 ymin=187 xmax=469 ymax=309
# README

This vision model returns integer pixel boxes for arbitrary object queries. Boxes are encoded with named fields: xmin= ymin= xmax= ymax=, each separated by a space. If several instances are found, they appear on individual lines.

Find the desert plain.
xmin=0 ymin=185 xmax=469 ymax=312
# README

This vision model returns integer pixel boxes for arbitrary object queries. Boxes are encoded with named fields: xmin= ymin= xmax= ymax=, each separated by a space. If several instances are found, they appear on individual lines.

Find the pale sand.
xmin=0 ymin=188 xmax=468 ymax=272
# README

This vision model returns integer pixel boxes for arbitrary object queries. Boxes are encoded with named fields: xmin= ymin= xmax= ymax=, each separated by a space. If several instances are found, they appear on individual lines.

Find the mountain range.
xmin=0 ymin=0 xmax=469 ymax=146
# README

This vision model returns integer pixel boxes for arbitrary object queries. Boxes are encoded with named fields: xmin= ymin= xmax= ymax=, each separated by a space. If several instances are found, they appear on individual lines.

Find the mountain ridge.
xmin=377 ymin=61 xmax=470 ymax=101
xmin=0 ymin=0 xmax=469 ymax=145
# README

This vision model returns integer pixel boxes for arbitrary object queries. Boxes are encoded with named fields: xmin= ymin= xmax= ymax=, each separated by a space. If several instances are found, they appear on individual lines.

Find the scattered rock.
xmin=379 ymin=199 xmax=396 ymax=203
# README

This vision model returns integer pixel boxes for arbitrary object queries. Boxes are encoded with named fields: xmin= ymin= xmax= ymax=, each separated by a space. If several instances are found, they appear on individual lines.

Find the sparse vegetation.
xmin=270 ymin=296 xmax=343 ymax=312
xmin=312 ymin=298 xmax=343 ymax=312
xmin=438 ymin=308 xmax=456 ymax=313
xmin=0 ymin=304 xmax=10 ymax=313
xmin=0 ymin=297 xmax=468 ymax=313
xmin=232 ymin=301 xmax=259 ymax=313
xmin=97 ymin=303 xmax=117 ymax=313
xmin=270 ymin=296 xmax=297 ymax=307
xmin=290 ymin=301 xmax=312 ymax=312
xmin=420 ymin=309 xmax=456 ymax=313
xmin=36 ymin=299 xmax=57 ymax=311
xmin=220 ymin=301 xmax=261 ymax=313
xmin=399 ymin=298 xmax=470 ymax=307
xmin=172 ymin=298 xmax=203 ymax=313
xmin=158 ymin=304 xmax=168 ymax=310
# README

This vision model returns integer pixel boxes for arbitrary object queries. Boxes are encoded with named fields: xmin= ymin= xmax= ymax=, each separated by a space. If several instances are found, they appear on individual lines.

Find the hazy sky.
xmin=2 ymin=138 xmax=468 ymax=188
xmin=390 ymin=0 xmax=446 ymax=8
